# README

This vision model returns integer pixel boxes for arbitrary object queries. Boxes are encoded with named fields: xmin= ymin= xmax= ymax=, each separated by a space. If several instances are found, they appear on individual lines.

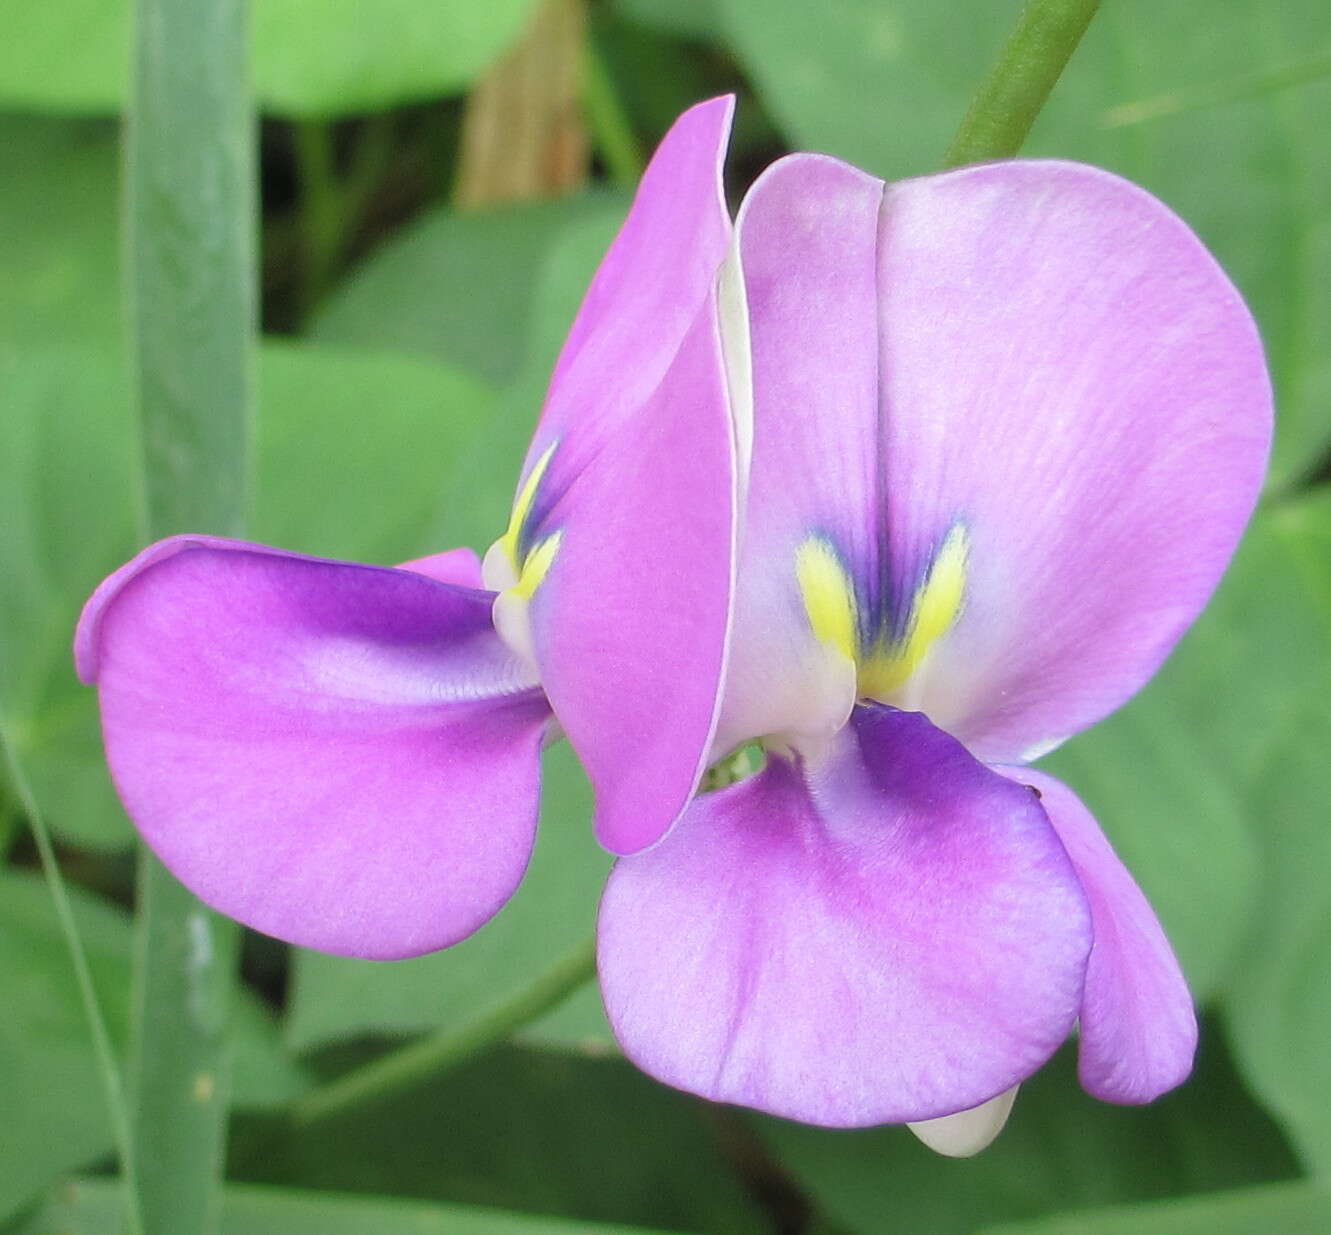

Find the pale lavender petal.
xmin=873 ymin=161 xmax=1271 ymax=760
xmin=532 ymin=286 xmax=739 ymax=854
xmin=518 ymin=95 xmax=734 ymax=498
xmin=598 ymin=704 xmax=1092 ymax=1125
xmin=714 ymin=154 xmax=885 ymax=753
xmin=398 ymin=546 xmax=483 ymax=588
xmin=77 ymin=536 xmax=550 ymax=959
xmin=1002 ymin=767 xmax=1197 ymax=1103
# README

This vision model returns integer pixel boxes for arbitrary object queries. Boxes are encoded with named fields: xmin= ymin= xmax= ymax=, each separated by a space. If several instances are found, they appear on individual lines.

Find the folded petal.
xmin=598 ymin=704 xmax=1092 ymax=1125
xmin=480 ymin=99 xmax=744 ymax=854
xmin=77 ymin=536 xmax=550 ymax=959
xmin=714 ymin=154 xmax=884 ymax=752
xmin=518 ymin=94 xmax=735 ymax=499
xmin=531 ymin=282 xmax=741 ymax=854
xmin=1002 ymin=767 xmax=1197 ymax=1103
xmin=872 ymin=161 xmax=1271 ymax=760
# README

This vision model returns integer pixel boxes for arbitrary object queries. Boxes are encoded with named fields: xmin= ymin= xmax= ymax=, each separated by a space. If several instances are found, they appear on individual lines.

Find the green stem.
xmin=942 ymin=0 xmax=1101 ymax=166
xmin=580 ymin=32 xmax=643 ymax=189
xmin=128 ymin=860 xmax=241 ymax=1234
xmin=289 ymin=937 xmax=597 ymax=1129
xmin=1 ymin=739 xmax=144 ymax=1235
xmin=126 ymin=0 xmax=254 ymax=1229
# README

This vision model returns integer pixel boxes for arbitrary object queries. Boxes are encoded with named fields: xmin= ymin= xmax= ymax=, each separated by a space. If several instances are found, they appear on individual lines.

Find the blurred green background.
xmin=3 ymin=1 xmax=1331 ymax=1232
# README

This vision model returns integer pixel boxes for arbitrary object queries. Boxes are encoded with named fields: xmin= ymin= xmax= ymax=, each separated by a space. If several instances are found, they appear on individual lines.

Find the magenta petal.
xmin=872 ymin=161 xmax=1271 ymax=759
xmin=77 ymin=536 xmax=550 ymax=959
xmin=398 ymin=546 xmax=483 ymax=588
xmin=598 ymin=705 xmax=1092 ymax=1125
xmin=519 ymin=94 xmax=734 ymax=495
xmin=533 ymin=287 xmax=738 ymax=855
xmin=492 ymin=97 xmax=741 ymax=855
xmin=1002 ymin=767 xmax=1197 ymax=1103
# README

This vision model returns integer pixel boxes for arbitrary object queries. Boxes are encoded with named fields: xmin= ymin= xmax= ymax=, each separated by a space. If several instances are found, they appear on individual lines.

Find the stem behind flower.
xmin=943 ymin=0 xmax=1101 ymax=167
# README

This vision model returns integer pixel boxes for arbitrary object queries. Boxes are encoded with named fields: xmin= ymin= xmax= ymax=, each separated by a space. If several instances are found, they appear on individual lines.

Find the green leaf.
xmin=0 ymin=345 xmax=139 ymax=850
xmin=312 ymin=192 xmax=630 ymax=386
xmin=0 ymin=872 xmax=306 ymax=1223
xmin=254 ymin=0 xmax=540 ymax=118
xmin=1220 ymin=489 xmax=1331 ymax=1173
xmin=720 ymin=0 xmax=1331 ymax=487
xmin=720 ymin=0 xmax=1014 ymax=176
xmin=0 ymin=115 xmax=120 ymax=346
xmin=253 ymin=341 xmax=498 ymax=561
xmin=0 ymin=342 xmax=503 ymax=852
xmin=754 ymin=1028 xmax=1298 ymax=1235
xmin=0 ymin=1 xmax=541 ymax=118
xmin=287 ymin=742 xmax=612 ymax=1053
xmin=17 ymin=1178 xmax=672 ymax=1235
xmin=233 ymin=1045 xmax=768 ymax=1234
xmin=614 ymin=0 xmax=722 ymax=42
xmin=980 ymin=1180 xmax=1331 ymax=1235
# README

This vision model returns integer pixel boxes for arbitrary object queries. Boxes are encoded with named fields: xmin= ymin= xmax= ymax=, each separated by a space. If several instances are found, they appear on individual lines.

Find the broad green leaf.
xmin=0 ymin=115 xmax=119 ymax=346
xmin=0 ymin=872 xmax=306 ymax=1223
xmin=0 ymin=346 xmax=139 ymax=849
xmin=1221 ymin=489 xmax=1331 ymax=1173
xmin=981 ymin=1180 xmax=1331 ymax=1235
xmin=254 ymin=0 xmax=539 ymax=117
xmin=614 ymin=0 xmax=721 ymax=42
xmin=18 ymin=1177 xmax=670 ymax=1235
xmin=0 ymin=342 xmax=499 ymax=851
xmin=232 ymin=1045 xmax=768 ymax=1234
xmin=312 ymin=192 xmax=630 ymax=386
xmin=0 ymin=1 xmax=540 ymax=118
xmin=720 ymin=0 xmax=1013 ymax=175
xmin=755 ymin=1028 xmax=1298 ymax=1235
xmin=720 ymin=0 xmax=1331 ymax=487
xmin=287 ymin=742 xmax=612 ymax=1053
xmin=254 ymin=341 xmax=498 ymax=561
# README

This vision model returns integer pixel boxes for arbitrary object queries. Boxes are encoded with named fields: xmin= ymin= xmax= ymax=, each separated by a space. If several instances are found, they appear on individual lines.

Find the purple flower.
xmin=76 ymin=97 xmax=1271 ymax=1153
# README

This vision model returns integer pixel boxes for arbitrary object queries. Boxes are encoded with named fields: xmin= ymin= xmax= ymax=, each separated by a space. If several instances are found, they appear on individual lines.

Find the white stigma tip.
xmin=906 ymin=1085 xmax=1019 ymax=1158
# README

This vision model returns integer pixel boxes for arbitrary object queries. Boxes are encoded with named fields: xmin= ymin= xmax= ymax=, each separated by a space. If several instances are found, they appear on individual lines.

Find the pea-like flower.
xmin=76 ymin=97 xmax=1270 ymax=1153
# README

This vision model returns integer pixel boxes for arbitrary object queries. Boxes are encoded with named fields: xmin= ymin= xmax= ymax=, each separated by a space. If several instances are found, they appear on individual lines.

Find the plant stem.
xmin=289 ymin=937 xmax=598 ymax=1129
xmin=1 ymin=738 xmax=144 ymax=1235
xmin=942 ymin=0 xmax=1100 ymax=167
xmin=126 ymin=0 xmax=255 ymax=1229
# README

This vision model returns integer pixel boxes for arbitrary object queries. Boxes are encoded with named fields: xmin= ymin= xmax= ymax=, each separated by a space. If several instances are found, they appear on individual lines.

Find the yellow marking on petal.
xmin=860 ymin=525 xmax=969 ymax=700
xmin=497 ymin=441 xmax=558 ymax=572
xmin=512 ymin=531 xmax=561 ymax=601
xmin=795 ymin=537 xmax=858 ymax=663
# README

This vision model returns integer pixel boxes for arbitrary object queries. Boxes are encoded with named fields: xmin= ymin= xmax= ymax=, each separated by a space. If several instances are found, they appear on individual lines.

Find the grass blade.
xmin=125 ymin=0 xmax=256 ymax=1230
